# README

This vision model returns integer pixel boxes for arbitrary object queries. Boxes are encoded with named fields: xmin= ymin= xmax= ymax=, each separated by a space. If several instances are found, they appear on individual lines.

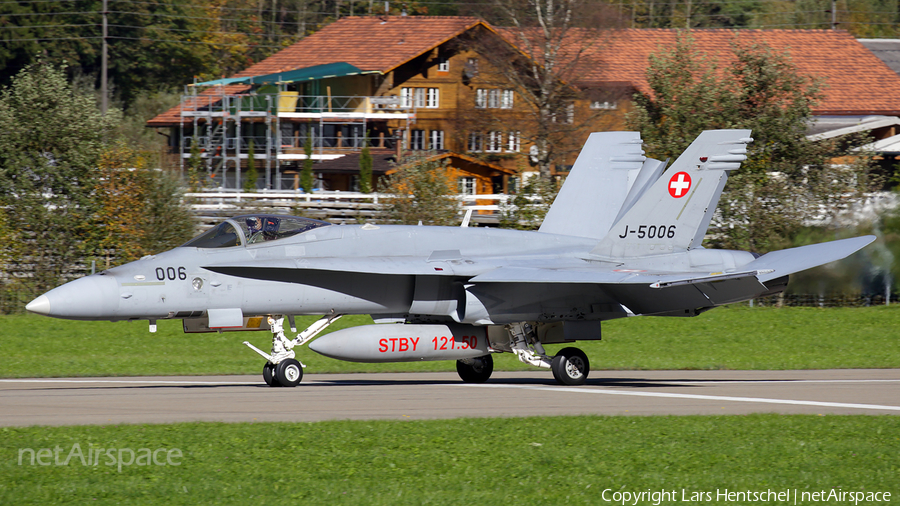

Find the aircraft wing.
xmin=742 ymin=235 xmax=876 ymax=282
xmin=467 ymin=265 xmax=764 ymax=287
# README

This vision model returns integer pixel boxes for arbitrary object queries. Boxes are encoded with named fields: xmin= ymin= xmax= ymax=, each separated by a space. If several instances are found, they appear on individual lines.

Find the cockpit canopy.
xmin=181 ymin=214 xmax=331 ymax=249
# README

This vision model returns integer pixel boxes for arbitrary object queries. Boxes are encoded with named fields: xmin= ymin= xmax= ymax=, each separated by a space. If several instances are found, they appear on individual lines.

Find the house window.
xmin=410 ymin=129 xmax=426 ymax=150
xmin=467 ymin=132 xmax=483 ymax=152
xmin=488 ymin=89 xmax=500 ymax=109
xmin=590 ymin=100 xmax=618 ymax=110
xmin=486 ymin=131 xmax=503 ymax=153
xmin=437 ymin=56 xmax=449 ymax=72
xmin=426 ymin=88 xmax=439 ymax=108
xmin=551 ymin=103 xmax=575 ymax=124
xmin=467 ymin=58 xmax=478 ymax=74
xmin=475 ymin=89 xmax=487 ymax=109
xmin=400 ymin=88 xmax=412 ymax=108
xmin=401 ymin=87 xmax=438 ymax=108
xmin=414 ymin=88 xmax=426 ymax=108
xmin=507 ymin=131 xmax=521 ymax=152
xmin=476 ymin=89 xmax=514 ymax=109
xmin=459 ymin=177 xmax=476 ymax=195
xmin=430 ymin=130 xmax=445 ymax=150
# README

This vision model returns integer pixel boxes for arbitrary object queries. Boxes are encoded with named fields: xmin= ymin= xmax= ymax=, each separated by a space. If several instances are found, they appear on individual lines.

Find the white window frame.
xmin=501 ymin=89 xmax=514 ymax=109
xmin=400 ymin=88 xmax=412 ymax=108
xmin=426 ymin=88 xmax=439 ymax=108
xmin=430 ymin=130 xmax=445 ymax=150
xmin=467 ymin=132 xmax=483 ymax=152
xmin=590 ymin=100 xmax=618 ymax=110
xmin=506 ymin=131 xmax=520 ymax=152
xmin=413 ymin=88 xmax=426 ymax=108
xmin=488 ymin=89 xmax=500 ymax=109
xmin=410 ymin=129 xmax=426 ymax=150
xmin=475 ymin=89 xmax=487 ymax=109
xmin=486 ymin=131 xmax=503 ymax=153
xmin=437 ymin=57 xmax=449 ymax=72
xmin=459 ymin=176 xmax=476 ymax=196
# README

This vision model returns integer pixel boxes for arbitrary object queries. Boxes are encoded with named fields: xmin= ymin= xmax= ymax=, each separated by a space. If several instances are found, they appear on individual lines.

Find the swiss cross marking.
xmin=668 ymin=172 xmax=692 ymax=198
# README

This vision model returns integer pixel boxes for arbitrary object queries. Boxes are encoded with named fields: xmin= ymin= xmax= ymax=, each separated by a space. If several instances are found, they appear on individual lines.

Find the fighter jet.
xmin=26 ymin=130 xmax=874 ymax=387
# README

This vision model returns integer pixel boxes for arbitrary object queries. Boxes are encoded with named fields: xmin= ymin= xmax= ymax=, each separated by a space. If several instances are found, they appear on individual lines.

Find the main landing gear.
xmin=243 ymin=313 xmax=343 ymax=387
xmin=506 ymin=322 xmax=591 ymax=386
xmin=456 ymin=354 xmax=494 ymax=383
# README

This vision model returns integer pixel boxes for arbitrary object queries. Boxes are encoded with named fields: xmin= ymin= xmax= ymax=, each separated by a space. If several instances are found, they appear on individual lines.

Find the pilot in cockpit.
xmin=246 ymin=217 xmax=262 ymax=236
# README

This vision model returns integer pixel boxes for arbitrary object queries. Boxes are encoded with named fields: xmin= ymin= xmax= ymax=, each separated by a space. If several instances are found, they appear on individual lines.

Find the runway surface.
xmin=1 ymin=369 xmax=898 ymax=426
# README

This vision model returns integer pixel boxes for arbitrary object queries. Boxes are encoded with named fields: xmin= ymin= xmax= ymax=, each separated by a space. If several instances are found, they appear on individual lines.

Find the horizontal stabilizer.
xmin=743 ymin=236 xmax=876 ymax=282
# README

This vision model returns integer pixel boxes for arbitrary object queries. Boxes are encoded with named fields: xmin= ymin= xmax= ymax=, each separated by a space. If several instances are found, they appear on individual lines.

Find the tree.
xmin=301 ymin=129 xmax=314 ymax=192
xmin=627 ymin=34 xmax=879 ymax=253
xmin=381 ymin=154 xmax=458 ymax=226
xmin=0 ymin=61 xmax=119 ymax=295
xmin=93 ymin=143 xmax=195 ymax=268
xmin=244 ymin=140 xmax=259 ymax=192
xmin=464 ymin=0 xmax=624 ymax=180
xmin=358 ymin=136 xmax=373 ymax=193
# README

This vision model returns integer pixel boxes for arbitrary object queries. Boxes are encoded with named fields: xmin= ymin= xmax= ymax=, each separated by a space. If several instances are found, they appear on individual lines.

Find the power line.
xmin=107 ymin=24 xmax=300 ymax=38
xmin=0 ymin=23 xmax=94 ymax=29
xmin=2 ymin=35 xmax=102 ymax=41
xmin=107 ymin=35 xmax=286 ymax=48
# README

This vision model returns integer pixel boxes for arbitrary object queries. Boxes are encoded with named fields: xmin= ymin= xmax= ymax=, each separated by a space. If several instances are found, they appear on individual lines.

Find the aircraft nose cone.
xmin=27 ymin=274 xmax=120 ymax=319
xmin=25 ymin=295 xmax=51 ymax=315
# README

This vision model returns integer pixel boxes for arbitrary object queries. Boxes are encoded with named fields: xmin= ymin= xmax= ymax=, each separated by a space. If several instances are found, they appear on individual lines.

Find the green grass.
xmin=2 ymin=305 xmax=899 ymax=378
xmin=2 ymin=415 xmax=898 ymax=505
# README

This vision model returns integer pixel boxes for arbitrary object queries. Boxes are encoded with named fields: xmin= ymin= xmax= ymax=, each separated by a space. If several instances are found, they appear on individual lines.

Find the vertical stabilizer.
xmin=591 ymin=129 xmax=752 ymax=259
xmin=539 ymin=132 xmax=645 ymax=239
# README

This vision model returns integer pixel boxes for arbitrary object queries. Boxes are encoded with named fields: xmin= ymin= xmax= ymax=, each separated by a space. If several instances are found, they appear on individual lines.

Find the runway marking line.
xmin=0 ymin=379 xmax=254 ymax=386
xmin=464 ymin=383 xmax=900 ymax=412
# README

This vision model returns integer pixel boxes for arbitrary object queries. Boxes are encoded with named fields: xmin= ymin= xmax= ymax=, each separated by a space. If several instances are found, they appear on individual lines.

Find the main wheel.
xmin=551 ymin=347 xmax=590 ymax=386
xmin=263 ymin=363 xmax=281 ymax=387
xmin=456 ymin=354 xmax=494 ymax=383
xmin=275 ymin=358 xmax=303 ymax=387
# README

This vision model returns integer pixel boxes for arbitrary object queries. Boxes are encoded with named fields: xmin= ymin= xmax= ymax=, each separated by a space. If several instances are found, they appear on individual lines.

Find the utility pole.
xmin=101 ymin=0 xmax=108 ymax=114
xmin=831 ymin=0 xmax=838 ymax=29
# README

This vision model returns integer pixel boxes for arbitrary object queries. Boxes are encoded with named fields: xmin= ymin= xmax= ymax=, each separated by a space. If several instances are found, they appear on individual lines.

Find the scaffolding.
xmin=178 ymin=87 xmax=413 ymax=191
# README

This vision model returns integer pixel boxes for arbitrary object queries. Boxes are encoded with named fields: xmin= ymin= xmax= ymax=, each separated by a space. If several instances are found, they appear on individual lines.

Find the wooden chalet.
xmin=148 ymin=17 xmax=900 ymax=191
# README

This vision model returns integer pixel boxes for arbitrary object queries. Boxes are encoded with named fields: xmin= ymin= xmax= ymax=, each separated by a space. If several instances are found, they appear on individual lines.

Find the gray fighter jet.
xmin=26 ymin=130 xmax=874 ymax=387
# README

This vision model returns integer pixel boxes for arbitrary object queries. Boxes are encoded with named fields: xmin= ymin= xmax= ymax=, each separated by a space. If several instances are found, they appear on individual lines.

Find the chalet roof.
xmin=233 ymin=16 xmax=488 ymax=77
xmin=146 ymin=84 xmax=250 ymax=127
xmin=564 ymin=28 xmax=900 ymax=116
xmin=148 ymin=20 xmax=900 ymax=128
xmin=387 ymin=152 xmax=515 ymax=175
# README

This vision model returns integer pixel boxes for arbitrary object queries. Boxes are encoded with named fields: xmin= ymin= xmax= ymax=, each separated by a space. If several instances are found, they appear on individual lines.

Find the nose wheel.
xmin=263 ymin=363 xmax=279 ymax=387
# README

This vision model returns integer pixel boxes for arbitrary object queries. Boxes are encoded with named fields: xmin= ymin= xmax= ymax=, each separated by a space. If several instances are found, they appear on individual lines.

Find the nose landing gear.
xmin=244 ymin=313 xmax=343 ymax=387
